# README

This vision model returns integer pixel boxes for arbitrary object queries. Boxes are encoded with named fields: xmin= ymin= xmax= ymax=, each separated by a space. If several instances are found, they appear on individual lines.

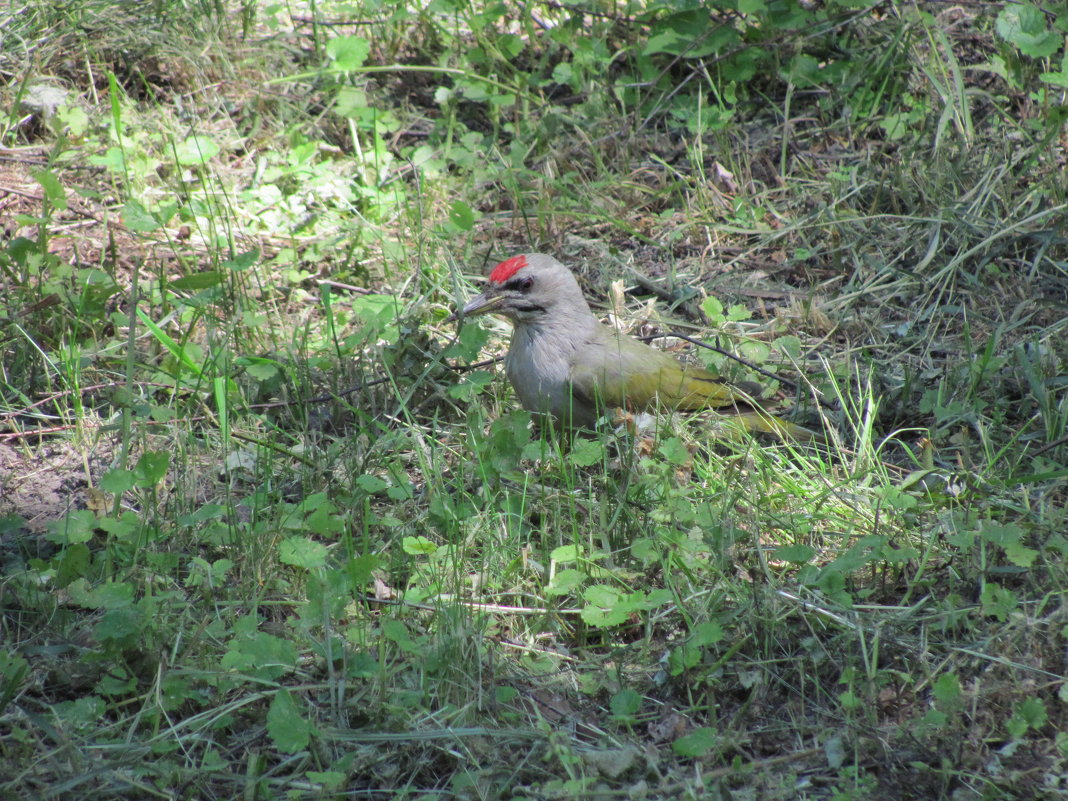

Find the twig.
xmin=1032 ymin=433 xmax=1068 ymax=456
xmin=296 ymin=355 xmax=502 ymax=406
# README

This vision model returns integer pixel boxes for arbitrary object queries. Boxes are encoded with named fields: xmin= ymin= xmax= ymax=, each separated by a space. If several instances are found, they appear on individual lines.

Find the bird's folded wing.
xmin=567 ymin=344 xmax=817 ymax=439
xmin=568 ymin=361 xmax=655 ymax=411
xmin=569 ymin=359 xmax=750 ymax=413
xmin=661 ymin=369 xmax=758 ymax=410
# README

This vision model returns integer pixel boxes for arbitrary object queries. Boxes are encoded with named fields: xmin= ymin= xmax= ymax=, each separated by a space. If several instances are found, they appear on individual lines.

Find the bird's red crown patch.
xmin=489 ymin=255 xmax=527 ymax=284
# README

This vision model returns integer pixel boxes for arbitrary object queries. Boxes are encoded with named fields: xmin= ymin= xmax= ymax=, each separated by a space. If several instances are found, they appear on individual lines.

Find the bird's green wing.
xmin=568 ymin=333 xmax=752 ymax=412
xmin=656 ymin=366 xmax=759 ymax=410
xmin=568 ymin=331 xmax=815 ymax=438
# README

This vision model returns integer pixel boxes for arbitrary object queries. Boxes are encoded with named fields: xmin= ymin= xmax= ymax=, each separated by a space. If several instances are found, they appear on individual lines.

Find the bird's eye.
xmin=503 ymin=275 xmax=534 ymax=293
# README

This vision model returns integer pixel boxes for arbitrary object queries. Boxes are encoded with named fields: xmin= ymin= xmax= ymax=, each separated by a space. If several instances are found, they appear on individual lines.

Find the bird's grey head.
xmin=459 ymin=253 xmax=589 ymax=324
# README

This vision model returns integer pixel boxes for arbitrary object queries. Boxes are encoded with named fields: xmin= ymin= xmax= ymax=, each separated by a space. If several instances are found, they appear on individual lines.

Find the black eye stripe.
xmin=503 ymin=277 xmax=533 ymax=292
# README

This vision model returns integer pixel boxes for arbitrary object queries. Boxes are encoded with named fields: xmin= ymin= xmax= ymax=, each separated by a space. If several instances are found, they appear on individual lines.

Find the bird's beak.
xmin=448 ymin=289 xmax=504 ymax=323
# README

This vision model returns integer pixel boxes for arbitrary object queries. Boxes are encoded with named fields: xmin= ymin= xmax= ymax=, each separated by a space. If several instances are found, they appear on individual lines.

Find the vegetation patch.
xmin=1 ymin=1 xmax=1065 ymax=799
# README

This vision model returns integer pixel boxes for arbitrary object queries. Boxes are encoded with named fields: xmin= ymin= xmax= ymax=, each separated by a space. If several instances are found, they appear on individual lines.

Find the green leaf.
xmin=643 ymin=30 xmax=684 ymax=57
xmin=545 ymin=568 xmax=586 ymax=596
xmin=880 ymin=111 xmax=912 ymax=141
xmin=136 ymin=308 xmax=204 ymax=379
xmin=334 ymin=85 xmax=369 ymax=119
xmin=386 ymin=482 xmax=413 ymax=501
xmin=569 ymin=438 xmax=605 ymax=467
xmin=823 ymin=535 xmax=885 ymax=575
xmin=55 ymin=544 xmax=91 ymax=584
xmin=346 ymin=554 xmax=379 ymax=586
xmin=646 ymin=589 xmax=674 ymax=607
xmin=351 ymin=292 xmax=396 ymax=318
xmin=349 ymin=294 xmax=400 ymax=343
xmin=702 ymin=296 xmax=725 ymax=323
xmin=672 ymin=726 xmax=717 ymax=757
xmin=581 ymin=605 xmax=630 ymax=628
xmin=76 ymin=268 xmax=120 ymax=315
xmin=268 ymin=690 xmax=313 ymax=753
xmin=94 ymin=606 xmax=144 ymax=646
xmin=976 ymin=521 xmax=1024 ymax=547
xmin=932 ymin=673 xmax=961 ymax=707
xmin=1006 ymin=713 xmax=1029 ymax=740
xmin=447 ymin=370 xmax=493 ymax=401
xmin=222 ymin=631 xmax=297 ymax=679
xmin=97 ymin=512 xmax=142 ymax=543
xmin=944 ymin=529 xmax=975 ymax=549
xmin=32 ymin=170 xmax=68 ymax=209
xmin=774 ymin=335 xmax=803 ymax=359
xmin=824 ymin=735 xmax=846 ymax=768
xmin=88 ymin=147 xmax=126 ymax=173
xmin=630 ymin=538 xmax=658 ymax=564
xmin=173 ymin=135 xmax=220 ymax=165
xmin=921 ymin=708 xmax=948 ymax=730
xmin=56 ymin=104 xmax=89 ymax=137
xmin=306 ymin=771 xmax=345 ymax=791
xmin=980 ymin=582 xmax=1017 ymax=622
xmin=52 ymin=695 xmax=105 ymax=726
xmin=279 ymin=536 xmax=328 ymax=569
xmin=726 ymin=303 xmax=751 ymax=322
xmin=550 ymin=544 xmax=583 ymax=563
xmin=403 ymin=536 xmax=438 ymax=556
xmin=1004 ymin=542 xmax=1038 ymax=568
xmin=497 ymin=33 xmax=524 ymax=59
xmin=668 ymin=642 xmax=702 ymax=675
xmin=356 ymin=474 xmax=389 ymax=494
xmin=658 ymin=437 xmax=690 ymax=467
xmin=1015 ymin=697 xmax=1047 ymax=730
xmin=1040 ymin=65 xmax=1068 ymax=87
xmin=609 ymin=688 xmax=642 ymax=719
xmin=838 ymin=689 xmax=861 ymax=710
xmin=78 ymin=580 xmax=135 ymax=609
xmin=122 ymin=199 xmax=162 ymax=232
xmin=785 ymin=53 xmax=822 ymax=87
xmin=169 ymin=271 xmax=224 ymax=291
xmin=448 ymin=200 xmax=476 ymax=231
xmin=47 ymin=509 xmax=97 ymax=545
xmin=382 ymin=619 xmax=419 ymax=653
xmin=642 ymin=11 xmax=730 ymax=58
xmin=581 ymin=584 xmax=630 ymax=627
xmin=444 ymin=322 xmax=489 ymax=363
xmin=242 ymin=359 xmax=281 ymax=381
xmin=222 ymin=250 xmax=259 ymax=271
xmin=583 ymin=584 xmax=621 ymax=607
xmin=100 ymin=468 xmax=136 ymax=495
xmin=691 ymin=621 xmax=724 ymax=648
xmin=326 ymin=35 xmax=370 ymax=70
xmin=996 ymin=5 xmax=1061 ymax=58
xmin=738 ymin=339 xmax=769 ymax=363
xmin=133 ymin=451 xmax=169 ymax=487
xmin=773 ymin=544 xmax=816 ymax=564
xmin=305 ymin=503 xmax=343 ymax=536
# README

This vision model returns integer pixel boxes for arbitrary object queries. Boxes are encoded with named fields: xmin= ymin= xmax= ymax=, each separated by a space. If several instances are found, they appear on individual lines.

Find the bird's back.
xmin=568 ymin=327 xmax=757 ymax=413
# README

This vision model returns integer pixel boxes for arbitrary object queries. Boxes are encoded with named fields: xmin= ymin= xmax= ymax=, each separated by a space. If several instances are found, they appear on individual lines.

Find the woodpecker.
xmin=457 ymin=253 xmax=809 ymax=436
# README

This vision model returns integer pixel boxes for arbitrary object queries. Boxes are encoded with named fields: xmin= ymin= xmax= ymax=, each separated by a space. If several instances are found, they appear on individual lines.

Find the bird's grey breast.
xmin=505 ymin=323 xmax=577 ymax=418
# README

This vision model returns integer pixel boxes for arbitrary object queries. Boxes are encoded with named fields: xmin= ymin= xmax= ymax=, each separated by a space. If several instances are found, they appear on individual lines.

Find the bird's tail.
xmin=716 ymin=410 xmax=820 ymax=440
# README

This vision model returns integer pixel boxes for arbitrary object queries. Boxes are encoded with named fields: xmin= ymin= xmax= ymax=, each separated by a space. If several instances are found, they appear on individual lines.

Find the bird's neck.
xmin=513 ymin=306 xmax=598 ymax=352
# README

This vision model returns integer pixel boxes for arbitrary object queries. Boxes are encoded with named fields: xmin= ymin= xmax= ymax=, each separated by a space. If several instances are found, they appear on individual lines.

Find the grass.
xmin=1 ymin=1 xmax=1066 ymax=799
